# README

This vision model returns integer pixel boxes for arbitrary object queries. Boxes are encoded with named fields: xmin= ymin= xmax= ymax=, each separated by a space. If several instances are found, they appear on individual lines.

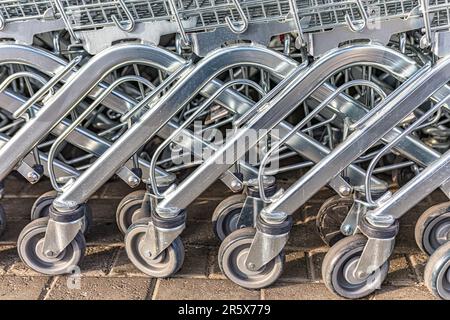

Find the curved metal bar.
xmin=345 ymin=0 xmax=369 ymax=32
xmin=287 ymin=0 xmax=305 ymax=45
xmin=167 ymin=0 xmax=190 ymax=46
xmin=12 ymin=55 xmax=82 ymax=119
xmin=0 ymin=43 xmax=184 ymax=183
xmin=111 ymin=0 xmax=136 ymax=32
xmin=119 ymin=61 xmax=192 ymax=123
xmin=53 ymin=0 xmax=80 ymax=42
xmin=54 ymin=45 xmax=299 ymax=209
xmin=225 ymin=0 xmax=249 ymax=34
xmin=257 ymin=80 xmax=387 ymax=203
xmin=47 ymin=75 xmax=153 ymax=191
xmin=0 ymin=72 xmax=52 ymax=95
xmin=364 ymin=95 xmax=450 ymax=205
xmin=149 ymin=78 xmax=264 ymax=198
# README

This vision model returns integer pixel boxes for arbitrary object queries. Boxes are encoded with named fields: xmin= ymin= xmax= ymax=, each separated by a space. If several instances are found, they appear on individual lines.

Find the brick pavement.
xmin=0 ymin=174 xmax=441 ymax=300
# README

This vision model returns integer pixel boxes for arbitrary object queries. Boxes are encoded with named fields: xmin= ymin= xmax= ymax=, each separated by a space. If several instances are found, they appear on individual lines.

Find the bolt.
xmin=342 ymin=225 xmax=353 ymax=235
xmin=338 ymin=185 xmax=351 ymax=196
xmin=27 ymin=171 xmax=39 ymax=183
xmin=128 ymin=176 xmax=140 ymax=187
xmin=247 ymin=262 xmax=256 ymax=270
xmin=45 ymin=250 xmax=55 ymax=258
xmin=144 ymin=251 xmax=152 ymax=258
xmin=230 ymin=180 xmax=242 ymax=192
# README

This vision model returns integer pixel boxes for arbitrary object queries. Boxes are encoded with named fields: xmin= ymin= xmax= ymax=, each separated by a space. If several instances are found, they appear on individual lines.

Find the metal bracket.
xmin=354 ymin=236 xmax=395 ymax=279
xmin=15 ymin=160 xmax=42 ymax=184
xmin=189 ymin=20 xmax=308 ymax=57
xmin=116 ymin=165 xmax=141 ymax=188
xmin=236 ymin=195 xmax=262 ymax=229
xmin=307 ymin=16 xmax=424 ymax=57
xmin=341 ymin=201 xmax=364 ymax=236
xmin=244 ymin=230 xmax=289 ymax=270
xmin=43 ymin=218 xmax=83 ymax=257
xmin=141 ymin=221 xmax=185 ymax=258
xmin=219 ymin=171 xmax=244 ymax=192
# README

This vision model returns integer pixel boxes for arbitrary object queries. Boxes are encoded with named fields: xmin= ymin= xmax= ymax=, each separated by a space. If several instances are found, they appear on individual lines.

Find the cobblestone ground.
xmin=0 ymin=174 xmax=444 ymax=300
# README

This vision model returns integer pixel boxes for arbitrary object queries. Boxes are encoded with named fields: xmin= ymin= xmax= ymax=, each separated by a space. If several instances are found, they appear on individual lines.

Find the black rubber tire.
xmin=124 ymin=218 xmax=185 ymax=277
xmin=322 ymin=234 xmax=389 ymax=299
xmin=17 ymin=217 xmax=86 ymax=275
xmin=116 ymin=190 xmax=147 ymax=235
xmin=30 ymin=190 xmax=58 ymax=221
xmin=218 ymin=227 xmax=284 ymax=289
xmin=415 ymin=202 xmax=450 ymax=256
xmin=316 ymin=195 xmax=353 ymax=246
xmin=212 ymin=194 xmax=246 ymax=241
xmin=424 ymin=241 xmax=450 ymax=300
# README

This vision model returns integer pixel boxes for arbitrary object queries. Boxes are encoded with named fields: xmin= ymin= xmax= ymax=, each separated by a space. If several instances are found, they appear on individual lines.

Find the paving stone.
xmin=385 ymin=254 xmax=416 ymax=285
xmin=0 ymin=219 xmax=28 ymax=245
xmin=186 ymin=199 xmax=221 ymax=222
xmin=279 ymin=250 xmax=309 ymax=283
xmin=98 ymin=179 xmax=138 ymax=198
xmin=0 ymin=246 xmax=20 ymax=274
xmin=86 ymin=221 xmax=122 ymax=245
xmin=183 ymin=221 xmax=218 ymax=247
xmin=109 ymin=248 xmax=147 ymax=277
xmin=395 ymin=225 xmax=419 ymax=252
xmin=0 ymin=276 xmax=48 ymax=300
xmin=206 ymin=249 xmax=226 ymax=280
xmin=175 ymin=245 xmax=208 ymax=279
xmin=197 ymin=181 xmax=234 ymax=199
xmin=263 ymin=283 xmax=344 ymax=300
xmin=371 ymin=285 xmax=436 ymax=300
xmin=1 ymin=198 xmax=35 ymax=221
xmin=408 ymin=252 xmax=428 ymax=282
xmin=79 ymin=246 xmax=118 ymax=276
xmin=88 ymin=199 xmax=122 ymax=221
xmin=46 ymin=276 xmax=153 ymax=300
xmin=308 ymin=250 xmax=327 ymax=282
xmin=153 ymin=278 xmax=260 ymax=300
xmin=287 ymin=220 xmax=325 ymax=250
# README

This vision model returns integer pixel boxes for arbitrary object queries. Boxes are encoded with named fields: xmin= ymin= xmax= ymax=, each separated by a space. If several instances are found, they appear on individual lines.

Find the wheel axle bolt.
xmin=128 ymin=176 xmax=140 ymax=187
xmin=45 ymin=250 xmax=55 ymax=257
xmin=230 ymin=180 xmax=242 ymax=192
xmin=27 ymin=172 xmax=39 ymax=183
xmin=247 ymin=262 xmax=256 ymax=270
xmin=338 ymin=186 xmax=351 ymax=196
xmin=342 ymin=225 xmax=353 ymax=235
xmin=144 ymin=251 xmax=152 ymax=258
xmin=357 ymin=271 xmax=366 ymax=279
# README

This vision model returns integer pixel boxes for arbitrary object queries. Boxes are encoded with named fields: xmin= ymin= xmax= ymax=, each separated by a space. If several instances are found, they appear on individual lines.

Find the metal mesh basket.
xmin=55 ymin=0 xmax=422 ymax=32
xmin=57 ymin=0 xmax=172 ymax=30
xmin=0 ymin=0 xmax=54 ymax=23
xmin=428 ymin=0 xmax=450 ymax=31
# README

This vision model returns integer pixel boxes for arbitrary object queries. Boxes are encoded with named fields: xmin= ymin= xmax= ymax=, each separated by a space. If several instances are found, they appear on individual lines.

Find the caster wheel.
xmin=212 ymin=194 xmax=246 ymax=241
xmin=415 ymin=202 xmax=450 ymax=256
xmin=218 ymin=228 xmax=284 ymax=289
xmin=424 ymin=241 xmax=450 ymax=300
xmin=116 ymin=190 xmax=148 ymax=235
xmin=31 ymin=193 xmax=92 ymax=235
xmin=0 ymin=204 xmax=6 ymax=238
xmin=322 ymin=234 xmax=389 ymax=299
xmin=316 ymin=195 xmax=353 ymax=246
xmin=125 ymin=218 xmax=185 ymax=277
xmin=17 ymin=217 xmax=86 ymax=275
xmin=30 ymin=190 xmax=58 ymax=221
